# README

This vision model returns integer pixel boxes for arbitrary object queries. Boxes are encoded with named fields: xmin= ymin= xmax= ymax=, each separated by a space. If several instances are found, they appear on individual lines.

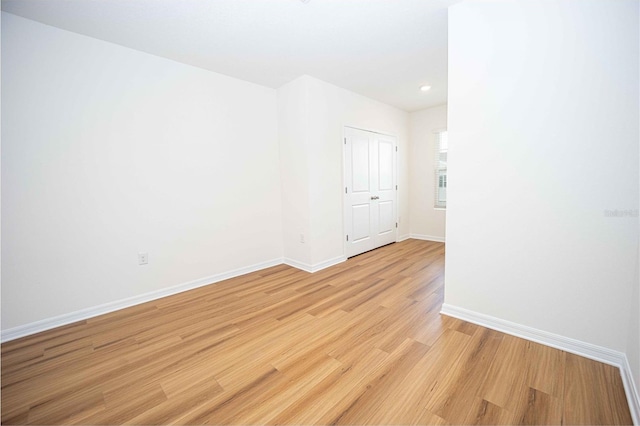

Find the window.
xmin=434 ymin=130 xmax=448 ymax=208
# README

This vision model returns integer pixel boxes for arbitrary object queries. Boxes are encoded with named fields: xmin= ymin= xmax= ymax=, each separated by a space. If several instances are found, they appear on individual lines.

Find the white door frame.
xmin=342 ymin=125 xmax=399 ymax=258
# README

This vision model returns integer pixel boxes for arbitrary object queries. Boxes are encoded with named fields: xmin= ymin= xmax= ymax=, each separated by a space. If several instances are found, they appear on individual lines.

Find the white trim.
xmin=283 ymin=258 xmax=313 ymax=273
xmin=1 ymin=254 xmax=350 ymax=343
xmin=284 ymin=255 xmax=346 ymax=273
xmin=440 ymin=303 xmax=624 ymax=365
xmin=342 ymin=125 xmax=349 ymax=261
xmin=311 ymin=255 xmax=347 ymax=272
xmin=440 ymin=303 xmax=640 ymax=424
xmin=622 ymin=354 xmax=640 ymax=425
xmin=344 ymin=124 xmax=397 ymax=138
xmin=410 ymin=233 xmax=445 ymax=243
xmin=1 ymin=257 xmax=283 ymax=343
xmin=397 ymin=234 xmax=411 ymax=242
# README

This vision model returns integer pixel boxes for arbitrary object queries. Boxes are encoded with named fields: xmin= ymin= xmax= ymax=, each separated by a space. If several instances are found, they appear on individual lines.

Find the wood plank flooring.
xmin=1 ymin=240 xmax=633 ymax=425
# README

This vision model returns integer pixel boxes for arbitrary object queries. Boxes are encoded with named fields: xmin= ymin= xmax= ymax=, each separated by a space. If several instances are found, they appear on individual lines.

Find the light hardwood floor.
xmin=1 ymin=240 xmax=633 ymax=425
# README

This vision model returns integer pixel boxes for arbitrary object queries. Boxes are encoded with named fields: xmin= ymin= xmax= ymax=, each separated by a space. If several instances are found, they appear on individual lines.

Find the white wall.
xmin=277 ymin=75 xmax=409 ymax=270
xmin=409 ymin=104 xmax=447 ymax=241
xmin=277 ymin=77 xmax=312 ymax=267
xmin=306 ymin=76 xmax=410 ymax=265
xmin=446 ymin=0 xmax=639 ymax=354
xmin=2 ymin=15 xmax=411 ymax=333
xmin=0 ymin=10 xmax=3 ymax=328
xmin=1 ymin=13 xmax=284 ymax=330
xmin=629 ymin=254 xmax=640 ymax=410
xmin=630 ymin=0 xmax=640 ymax=404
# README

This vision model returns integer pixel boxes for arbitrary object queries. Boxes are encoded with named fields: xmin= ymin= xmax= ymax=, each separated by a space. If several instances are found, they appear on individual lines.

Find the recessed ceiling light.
xmin=420 ymin=85 xmax=432 ymax=92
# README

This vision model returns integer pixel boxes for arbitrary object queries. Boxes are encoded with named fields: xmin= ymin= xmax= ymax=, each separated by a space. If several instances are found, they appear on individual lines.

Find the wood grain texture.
xmin=1 ymin=240 xmax=632 ymax=425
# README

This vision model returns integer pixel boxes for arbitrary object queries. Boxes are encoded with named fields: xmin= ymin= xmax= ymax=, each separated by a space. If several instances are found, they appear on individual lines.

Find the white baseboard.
xmin=284 ymin=255 xmax=346 ymax=273
xmin=622 ymin=354 xmax=640 ymax=425
xmin=282 ymin=258 xmax=312 ymax=273
xmin=440 ymin=304 xmax=625 ymax=365
xmin=440 ymin=303 xmax=640 ymax=424
xmin=2 ymin=253 xmax=351 ymax=343
xmin=396 ymin=234 xmax=411 ymax=242
xmin=1 ymin=257 xmax=284 ymax=343
xmin=410 ymin=233 xmax=445 ymax=243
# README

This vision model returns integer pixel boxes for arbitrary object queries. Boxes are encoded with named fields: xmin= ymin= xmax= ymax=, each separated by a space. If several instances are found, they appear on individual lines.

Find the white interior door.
xmin=344 ymin=127 xmax=397 ymax=258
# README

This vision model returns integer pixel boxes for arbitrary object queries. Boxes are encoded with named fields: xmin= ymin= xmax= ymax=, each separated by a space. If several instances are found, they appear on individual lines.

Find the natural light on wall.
xmin=434 ymin=130 xmax=448 ymax=208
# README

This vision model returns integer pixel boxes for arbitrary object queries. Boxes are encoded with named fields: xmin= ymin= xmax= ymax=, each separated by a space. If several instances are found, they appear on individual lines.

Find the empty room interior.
xmin=1 ymin=0 xmax=639 ymax=424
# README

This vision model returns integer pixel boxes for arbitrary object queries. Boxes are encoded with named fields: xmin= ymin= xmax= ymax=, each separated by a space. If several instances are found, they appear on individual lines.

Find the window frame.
xmin=433 ymin=129 xmax=448 ymax=209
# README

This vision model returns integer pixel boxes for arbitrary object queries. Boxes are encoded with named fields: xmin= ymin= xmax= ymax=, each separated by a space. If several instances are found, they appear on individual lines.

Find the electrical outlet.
xmin=138 ymin=252 xmax=148 ymax=265
xmin=300 ymin=234 xmax=305 ymax=243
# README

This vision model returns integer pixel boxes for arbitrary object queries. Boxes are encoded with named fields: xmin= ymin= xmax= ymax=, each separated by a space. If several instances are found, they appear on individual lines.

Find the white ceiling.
xmin=1 ymin=0 xmax=456 ymax=112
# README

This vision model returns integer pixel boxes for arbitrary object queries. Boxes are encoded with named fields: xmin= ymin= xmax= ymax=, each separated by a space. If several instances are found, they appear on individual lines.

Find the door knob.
xmin=371 ymin=196 xmax=379 ymax=200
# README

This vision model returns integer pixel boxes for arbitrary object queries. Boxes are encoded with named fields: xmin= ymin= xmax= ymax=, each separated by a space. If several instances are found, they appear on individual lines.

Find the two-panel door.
xmin=345 ymin=127 xmax=397 ymax=258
